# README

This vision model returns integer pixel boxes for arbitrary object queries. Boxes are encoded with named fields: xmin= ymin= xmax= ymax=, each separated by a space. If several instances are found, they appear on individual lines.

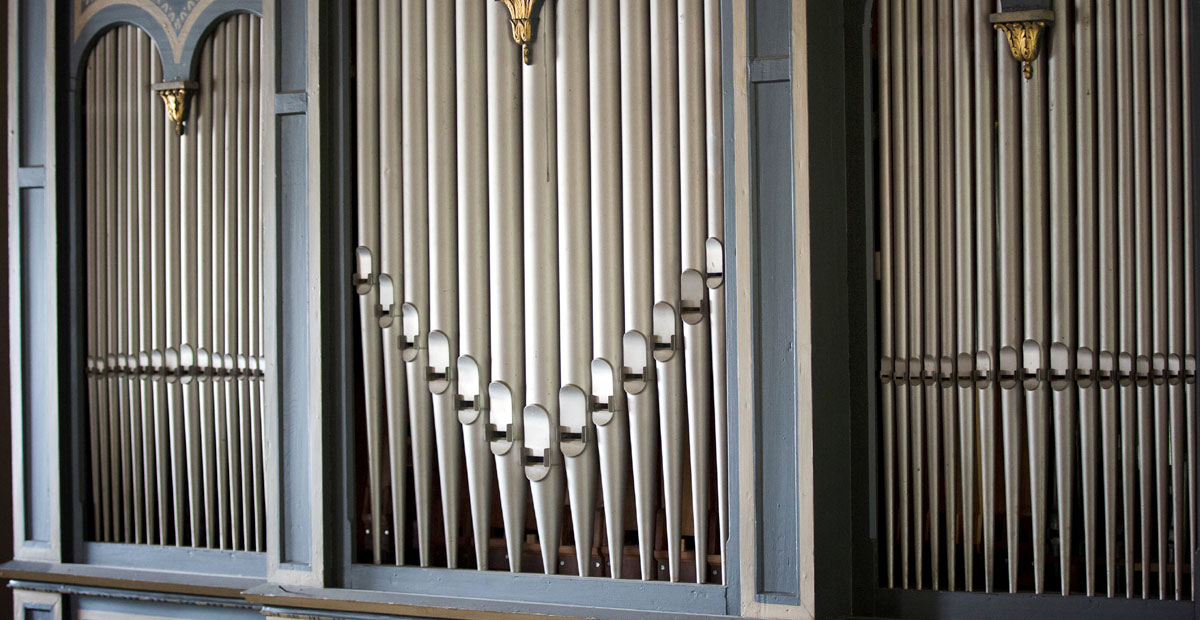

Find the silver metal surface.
xmin=973 ymin=0 xmax=997 ymax=593
xmin=591 ymin=0 xmax=630 ymax=580
xmin=1048 ymin=0 xmax=1075 ymax=596
xmin=621 ymin=0 xmax=661 ymax=582
xmin=1074 ymin=0 xmax=1099 ymax=597
xmin=354 ymin=0 xmax=385 ymax=564
xmin=877 ymin=0 xmax=895 ymax=590
xmin=1115 ymin=0 xmax=1137 ymax=594
xmin=401 ymin=0 xmax=435 ymax=567
xmin=650 ymin=0 xmax=685 ymax=583
xmin=428 ymin=0 xmax=463 ymax=569
xmin=1021 ymin=52 xmax=1049 ymax=597
xmin=556 ymin=0 xmax=598 ymax=578
xmin=703 ymin=0 xmax=727 ymax=583
xmin=1095 ymin=0 xmax=1119 ymax=596
xmin=377 ymin=0 xmax=408 ymax=566
xmin=455 ymin=0 xmax=492 ymax=572
xmin=680 ymin=0 xmax=713 ymax=585
xmin=919 ymin=0 xmax=938 ymax=589
xmin=1132 ymin=0 xmax=1153 ymax=597
xmin=487 ymin=0 xmax=528 ymax=572
xmin=904 ymin=0 xmax=923 ymax=588
xmin=996 ymin=28 xmax=1023 ymax=594
xmin=890 ymin=0 xmax=909 ymax=588
xmin=523 ymin=1 xmax=565 ymax=575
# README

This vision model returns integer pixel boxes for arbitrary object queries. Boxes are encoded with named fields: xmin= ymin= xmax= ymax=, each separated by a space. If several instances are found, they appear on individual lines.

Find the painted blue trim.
xmin=274 ymin=92 xmax=307 ymax=115
xmin=720 ymin=0 xmax=740 ymax=615
xmin=745 ymin=0 xmax=802 ymax=607
xmin=75 ymin=594 xmax=260 ymax=619
xmin=15 ymin=168 xmax=45 ymax=189
xmin=10 ymin=580 xmax=256 ymax=612
xmin=344 ymin=565 xmax=729 ymax=617
xmin=80 ymin=542 xmax=266 ymax=578
xmin=69 ymin=1 xmax=263 ymax=83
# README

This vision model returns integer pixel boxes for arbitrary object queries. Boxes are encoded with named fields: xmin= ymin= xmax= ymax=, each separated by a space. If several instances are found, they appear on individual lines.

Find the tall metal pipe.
xmin=486 ymin=0 xmax=528 ymax=572
xmin=555 ymin=0 xmax=599 ymax=578
xmin=376 ymin=0 xmax=409 ymax=566
xmin=401 ymin=0 xmax=435 ymax=567
xmin=903 ymin=0 xmax=924 ymax=588
xmin=210 ymin=22 xmax=232 ymax=550
xmin=1074 ymin=0 xmax=1100 ymax=597
xmin=679 ymin=0 xmax=714 ymax=584
xmin=972 ymin=0 xmax=997 ymax=593
xmin=877 ymin=0 xmax=896 ymax=589
xmin=1020 ymin=49 xmax=1050 ymax=598
xmin=703 ymin=0 xmax=728 ymax=583
xmin=919 ymin=0 xmax=939 ymax=589
xmin=195 ymin=28 xmax=217 ymax=550
xmin=427 ymin=0 xmax=463 ymax=569
xmin=1131 ymin=0 xmax=1154 ymax=597
xmin=620 ymin=0 xmax=661 ymax=581
xmin=523 ymin=2 xmax=565 ymax=575
xmin=649 ymin=0 xmax=685 ymax=582
xmin=996 ymin=24 xmax=1024 ymax=594
xmin=1115 ymin=0 xmax=1138 ymax=594
xmin=1095 ymin=0 xmax=1120 ymax=596
xmin=1048 ymin=0 xmax=1076 ymax=596
xmin=590 ymin=0 xmax=630 ymax=580
xmin=1165 ymin=0 xmax=1187 ymax=599
xmin=353 ymin=0 xmax=385 ymax=564
xmin=455 ymin=0 xmax=493 ymax=572
xmin=889 ymin=0 xmax=909 ymax=587
xmin=1148 ymin=0 xmax=1172 ymax=599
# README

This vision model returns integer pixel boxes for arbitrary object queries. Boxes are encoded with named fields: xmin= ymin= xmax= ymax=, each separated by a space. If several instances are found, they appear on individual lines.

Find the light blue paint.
xmin=346 ymin=565 xmax=729 ymax=617
xmin=18 ymin=0 xmax=46 ymax=167
xmin=279 ymin=112 xmax=312 ymax=568
xmin=21 ymin=187 xmax=54 ymax=545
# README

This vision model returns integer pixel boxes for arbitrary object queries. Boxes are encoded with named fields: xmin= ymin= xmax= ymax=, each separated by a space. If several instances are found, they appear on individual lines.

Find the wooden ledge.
xmin=0 ymin=560 xmax=263 ymax=600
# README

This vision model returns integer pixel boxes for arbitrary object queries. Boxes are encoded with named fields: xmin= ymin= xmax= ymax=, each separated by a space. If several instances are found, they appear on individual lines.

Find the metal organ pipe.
xmin=353 ymin=0 xmax=385 ymax=565
xmin=427 ymin=0 xmax=463 ymax=569
xmin=876 ymin=0 xmax=1196 ymax=599
xmin=486 ymin=0 xmax=528 ymax=573
xmin=972 ymin=0 xmax=997 ymax=594
xmin=555 ymin=0 xmax=599 ymax=579
xmin=620 ymin=0 xmax=661 ymax=582
xmin=589 ymin=0 xmax=631 ymax=580
xmin=523 ymin=1 xmax=565 ymax=575
xmin=401 ymin=0 xmax=435 ymax=567
xmin=1048 ymin=0 xmax=1075 ymax=597
xmin=1095 ymin=0 xmax=1121 ymax=597
xmin=378 ymin=0 xmax=409 ymax=566
xmin=84 ymin=18 xmax=264 ymax=551
xmin=680 ymin=0 xmax=714 ymax=586
xmin=877 ymin=0 xmax=895 ymax=590
xmin=347 ymin=0 xmax=726 ymax=582
xmin=455 ymin=0 xmax=493 ymax=572
xmin=703 ymin=0 xmax=728 ymax=583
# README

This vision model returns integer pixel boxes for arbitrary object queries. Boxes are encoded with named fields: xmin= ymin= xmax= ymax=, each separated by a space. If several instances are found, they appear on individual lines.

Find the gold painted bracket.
xmin=498 ymin=0 xmax=539 ymax=64
xmin=990 ymin=10 xmax=1054 ymax=80
xmin=152 ymin=80 xmax=199 ymax=135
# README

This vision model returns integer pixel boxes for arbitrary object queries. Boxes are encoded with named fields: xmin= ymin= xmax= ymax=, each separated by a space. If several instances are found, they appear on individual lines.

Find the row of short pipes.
xmin=354 ymin=0 xmax=727 ymax=581
xmin=84 ymin=17 xmax=265 ymax=552
xmin=878 ymin=0 xmax=1195 ymax=599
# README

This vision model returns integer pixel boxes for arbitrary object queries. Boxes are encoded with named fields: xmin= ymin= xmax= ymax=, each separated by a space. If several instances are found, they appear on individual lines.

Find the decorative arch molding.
xmin=70 ymin=0 xmax=262 ymax=82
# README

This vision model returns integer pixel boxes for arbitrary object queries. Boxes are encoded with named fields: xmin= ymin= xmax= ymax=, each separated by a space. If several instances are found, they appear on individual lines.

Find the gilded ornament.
xmin=152 ymin=81 xmax=198 ymax=135
xmin=498 ymin=0 xmax=538 ymax=64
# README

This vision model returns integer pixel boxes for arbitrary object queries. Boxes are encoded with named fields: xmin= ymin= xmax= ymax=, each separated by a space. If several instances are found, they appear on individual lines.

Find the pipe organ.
xmin=83 ymin=15 xmax=265 ymax=551
xmin=877 ymin=0 xmax=1195 ymax=599
xmin=352 ymin=0 xmax=728 ymax=581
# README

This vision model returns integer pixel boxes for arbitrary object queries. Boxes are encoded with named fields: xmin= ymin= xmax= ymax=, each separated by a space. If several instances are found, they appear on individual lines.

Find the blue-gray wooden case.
xmin=9 ymin=0 xmax=822 ymax=617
